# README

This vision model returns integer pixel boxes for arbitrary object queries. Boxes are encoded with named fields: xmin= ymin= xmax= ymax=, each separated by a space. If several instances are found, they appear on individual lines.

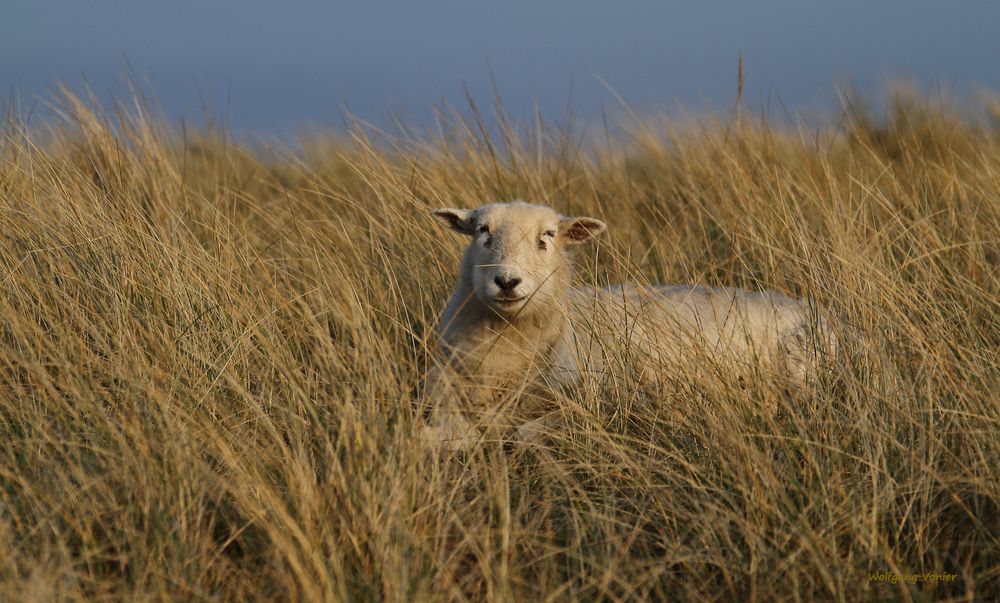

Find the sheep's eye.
xmin=538 ymin=230 xmax=556 ymax=250
xmin=478 ymin=225 xmax=492 ymax=245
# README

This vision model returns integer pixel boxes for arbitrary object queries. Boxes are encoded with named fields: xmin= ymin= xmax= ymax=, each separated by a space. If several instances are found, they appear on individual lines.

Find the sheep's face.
xmin=433 ymin=201 xmax=605 ymax=316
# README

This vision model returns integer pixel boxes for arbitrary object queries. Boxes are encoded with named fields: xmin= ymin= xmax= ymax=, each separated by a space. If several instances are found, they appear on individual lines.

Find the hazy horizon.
xmin=4 ymin=1 xmax=1000 ymax=136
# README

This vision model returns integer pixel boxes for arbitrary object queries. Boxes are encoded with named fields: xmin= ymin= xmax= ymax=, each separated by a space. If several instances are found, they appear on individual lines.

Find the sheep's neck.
xmin=438 ymin=283 xmax=567 ymax=380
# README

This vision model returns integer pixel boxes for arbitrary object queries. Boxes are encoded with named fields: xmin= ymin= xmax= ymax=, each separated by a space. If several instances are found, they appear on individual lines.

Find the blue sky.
xmin=3 ymin=1 xmax=999 ymax=135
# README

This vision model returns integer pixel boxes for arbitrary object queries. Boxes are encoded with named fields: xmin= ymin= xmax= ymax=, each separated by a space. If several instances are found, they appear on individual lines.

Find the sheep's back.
xmin=564 ymin=284 xmax=834 ymax=385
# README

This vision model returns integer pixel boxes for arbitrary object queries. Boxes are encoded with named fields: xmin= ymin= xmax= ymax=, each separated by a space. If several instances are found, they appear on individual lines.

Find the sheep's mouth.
xmin=492 ymin=295 xmax=526 ymax=306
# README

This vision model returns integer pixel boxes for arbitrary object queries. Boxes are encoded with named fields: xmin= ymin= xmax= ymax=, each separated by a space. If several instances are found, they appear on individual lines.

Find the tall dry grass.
xmin=0 ymin=89 xmax=997 ymax=601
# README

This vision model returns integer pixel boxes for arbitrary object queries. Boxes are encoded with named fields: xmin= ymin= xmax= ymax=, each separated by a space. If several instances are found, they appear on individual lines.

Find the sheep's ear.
xmin=432 ymin=208 xmax=476 ymax=236
xmin=558 ymin=216 xmax=606 ymax=244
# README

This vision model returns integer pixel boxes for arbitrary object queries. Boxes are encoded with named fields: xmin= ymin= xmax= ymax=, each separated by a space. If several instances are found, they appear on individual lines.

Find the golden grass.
xmin=0 ymin=89 xmax=997 ymax=601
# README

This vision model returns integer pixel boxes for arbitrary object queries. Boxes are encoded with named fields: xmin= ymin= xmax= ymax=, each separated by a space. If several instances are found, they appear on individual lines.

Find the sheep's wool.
xmin=424 ymin=201 xmax=835 ymax=447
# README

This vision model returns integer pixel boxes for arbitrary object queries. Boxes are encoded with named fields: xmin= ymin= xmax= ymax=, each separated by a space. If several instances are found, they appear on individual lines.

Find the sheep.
xmin=422 ymin=200 xmax=835 ymax=449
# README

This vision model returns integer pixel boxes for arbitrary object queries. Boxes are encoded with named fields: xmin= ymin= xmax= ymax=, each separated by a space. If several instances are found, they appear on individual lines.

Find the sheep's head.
xmin=433 ymin=201 xmax=605 ymax=316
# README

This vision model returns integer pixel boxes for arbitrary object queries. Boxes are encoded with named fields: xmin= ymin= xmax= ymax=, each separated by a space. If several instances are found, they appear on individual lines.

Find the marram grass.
xmin=0 ymin=90 xmax=997 ymax=601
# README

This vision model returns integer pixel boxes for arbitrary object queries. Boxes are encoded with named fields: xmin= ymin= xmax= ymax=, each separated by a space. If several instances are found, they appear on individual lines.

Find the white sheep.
xmin=423 ymin=200 xmax=835 ymax=448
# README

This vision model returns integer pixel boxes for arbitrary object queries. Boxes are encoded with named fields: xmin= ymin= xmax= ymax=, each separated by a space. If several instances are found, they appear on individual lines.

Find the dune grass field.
xmin=0 ymin=89 xmax=997 ymax=601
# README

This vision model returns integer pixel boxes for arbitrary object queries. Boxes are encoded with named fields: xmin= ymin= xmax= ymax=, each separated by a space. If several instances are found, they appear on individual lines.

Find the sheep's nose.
xmin=494 ymin=275 xmax=521 ymax=292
